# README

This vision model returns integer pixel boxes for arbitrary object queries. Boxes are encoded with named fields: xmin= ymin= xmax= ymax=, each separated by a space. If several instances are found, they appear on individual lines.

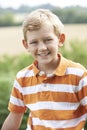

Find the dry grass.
xmin=0 ymin=26 xmax=26 ymax=55
xmin=64 ymin=24 xmax=87 ymax=41
xmin=0 ymin=24 xmax=87 ymax=56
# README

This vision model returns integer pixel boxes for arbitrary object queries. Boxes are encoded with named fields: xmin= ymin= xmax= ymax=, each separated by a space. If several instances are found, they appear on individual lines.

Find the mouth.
xmin=37 ymin=51 xmax=50 ymax=57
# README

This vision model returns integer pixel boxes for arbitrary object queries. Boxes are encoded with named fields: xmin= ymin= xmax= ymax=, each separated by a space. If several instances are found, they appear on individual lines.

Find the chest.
xmin=22 ymin=75 xmax=80 ymax=110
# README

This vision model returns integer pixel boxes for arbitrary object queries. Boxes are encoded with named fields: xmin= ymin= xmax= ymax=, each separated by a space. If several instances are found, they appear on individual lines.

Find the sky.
xmin=0 ymin=0 xmax=87 ymax=9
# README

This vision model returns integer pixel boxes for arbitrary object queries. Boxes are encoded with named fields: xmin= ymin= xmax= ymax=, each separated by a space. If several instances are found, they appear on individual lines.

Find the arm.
xmin=1 ymin=112 xmax=24 ymax=130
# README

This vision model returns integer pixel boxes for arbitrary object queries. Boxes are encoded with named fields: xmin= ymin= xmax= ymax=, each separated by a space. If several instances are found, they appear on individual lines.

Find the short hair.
xmin=22 ymin=9 xmax=64 ymax=40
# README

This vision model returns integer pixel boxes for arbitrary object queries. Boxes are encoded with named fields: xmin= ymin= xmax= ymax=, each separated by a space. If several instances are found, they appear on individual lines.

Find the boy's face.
xmin=23 ymin=24 xmax=65 ymax=66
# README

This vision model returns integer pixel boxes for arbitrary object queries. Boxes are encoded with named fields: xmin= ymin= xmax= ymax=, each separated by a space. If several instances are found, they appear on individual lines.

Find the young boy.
xmin=1 ymin=9 xmax=87 ymax=130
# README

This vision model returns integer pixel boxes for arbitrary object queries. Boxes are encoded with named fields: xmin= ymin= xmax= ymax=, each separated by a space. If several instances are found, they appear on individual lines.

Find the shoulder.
xmin=64 ymin=57 xmax=87 ymax=76
xmin=16 ymin=64 xmax=35 ymax=79
xmin=67 ymin=58 xmax=86 ymax=70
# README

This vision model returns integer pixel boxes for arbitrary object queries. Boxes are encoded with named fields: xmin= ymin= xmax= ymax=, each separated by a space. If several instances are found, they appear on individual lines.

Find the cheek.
xmin=49 ymin=43 xmax=58 ymax=50
xmin=28 ymin=46 xmax=37 ymax=54
xmin=27 ymin=47 xmax=30 ymax=52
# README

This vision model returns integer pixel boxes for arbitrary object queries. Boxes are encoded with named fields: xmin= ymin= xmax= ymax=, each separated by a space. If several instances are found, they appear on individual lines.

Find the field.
xmin=0 ymin=24 xmax=87 ymax=56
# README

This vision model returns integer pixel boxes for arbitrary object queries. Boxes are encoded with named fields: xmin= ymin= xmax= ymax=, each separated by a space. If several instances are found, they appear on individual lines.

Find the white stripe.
xmin=32 ymin=114 xmax=87 ymax=128
xmin=78 ymin=76 xmax=87 ymax=89
xmin=21 ymin=75 xmax=87 ymax=95
xmin=14 ymin=80 xmax=23 ymax=93
xmin=16 ymin=69 xmax=35 ymax=78
xmin=66 ymin=67 xmax=85 ymax=76
xmin=22 ymin=83 xmax=78 ymax=95
xmin=80 ymin=96 xmax=87 ymax=106
xmin=15 ymin=77 xmax=87 ymax=95
xmin=26 ymin=101 xmax=80 ymax=111
xmin=74 ymin=76 xmax=87 ymax=92
xmin=23 ymin=82 xmax=87 ymax=95
xmin=26 ymin=125 xmax=32 ymax=130
xmin=10 ymin=95 xmax=25 ymax=107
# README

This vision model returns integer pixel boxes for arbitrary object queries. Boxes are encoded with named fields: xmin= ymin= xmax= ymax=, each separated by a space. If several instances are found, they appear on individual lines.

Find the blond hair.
xmin=22 ymin=9 xmax=64 ymax=40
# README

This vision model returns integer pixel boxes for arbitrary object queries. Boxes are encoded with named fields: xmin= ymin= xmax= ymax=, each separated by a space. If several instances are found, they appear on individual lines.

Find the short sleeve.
xmin=8 ymin=78 xmax=27 ymax=113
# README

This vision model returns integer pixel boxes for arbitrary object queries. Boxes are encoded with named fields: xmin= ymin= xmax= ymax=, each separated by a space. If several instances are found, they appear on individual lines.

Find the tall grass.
xmin=0 ymin=40 xmax=87 ymax=129
xmin=0 ymin=54 xmax=33 ymax=129
xmin=61 ymin=39 xmax=87 ymax=68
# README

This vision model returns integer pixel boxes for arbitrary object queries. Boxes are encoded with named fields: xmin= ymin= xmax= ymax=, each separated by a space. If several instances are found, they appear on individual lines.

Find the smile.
xmin=38 ymin=52 xmax=50 ymax=57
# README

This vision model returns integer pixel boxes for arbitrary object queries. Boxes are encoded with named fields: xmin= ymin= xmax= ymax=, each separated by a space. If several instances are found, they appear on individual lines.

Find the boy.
xmin=1 ymin=9 xmax=87 ymax=130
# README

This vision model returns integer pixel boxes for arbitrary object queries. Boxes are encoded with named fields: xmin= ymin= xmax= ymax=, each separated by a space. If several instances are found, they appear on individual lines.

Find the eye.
xmin=47 ymin=38 xmax=52 ymax=41
xmin=45 ymin=37 xmax=52 ymax=41
xmin=45 ymin=38 xmax=53 ymax=43
xmin=30 ymin=41 xmax=38 ymax=44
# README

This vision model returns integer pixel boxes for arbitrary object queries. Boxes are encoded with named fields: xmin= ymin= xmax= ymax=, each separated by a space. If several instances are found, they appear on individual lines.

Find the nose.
xmin=38 ymin=42 xmax=47 ymax=51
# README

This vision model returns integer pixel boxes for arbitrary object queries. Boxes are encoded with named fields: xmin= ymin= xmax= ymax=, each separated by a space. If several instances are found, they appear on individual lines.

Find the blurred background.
xmin=0 ymin=0 xmax=87 ymax=129
xmin=0 ymin=0 xmax=87 ymax=55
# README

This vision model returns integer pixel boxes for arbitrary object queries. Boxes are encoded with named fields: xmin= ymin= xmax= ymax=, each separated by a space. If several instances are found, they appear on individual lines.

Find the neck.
xmin=38 ymin=58 xmax=60 ymax=74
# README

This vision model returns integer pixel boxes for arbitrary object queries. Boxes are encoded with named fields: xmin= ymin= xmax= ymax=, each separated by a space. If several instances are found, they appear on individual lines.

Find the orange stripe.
xmin=16 ymin=74 xmax=81 ymax=87
xmin=8 ymin=102 xmax=26 ymax=113
xmin=30 ymin=105 xmax=86 ymax=120
xmin=17 ymin=76 xmax=45 ymax=87
xmin=11 ymin=87 xmax=23 ymax=100
xmin=46 ymin=74 xmax=81 ymax=85
xmin=23 ymin=91 xmax=79 ymax=104
xmin=76 ymin=85 xmax=87 ymax=100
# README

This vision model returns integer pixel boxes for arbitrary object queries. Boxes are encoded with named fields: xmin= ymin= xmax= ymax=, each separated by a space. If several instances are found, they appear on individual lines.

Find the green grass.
xmin=60 ymin=39 xmax=87 ymax=68
xmin=0 ymin=54 xmax=33 ymax=129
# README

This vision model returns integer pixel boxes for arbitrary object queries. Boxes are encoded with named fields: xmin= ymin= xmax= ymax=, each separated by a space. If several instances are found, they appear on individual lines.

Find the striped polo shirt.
xmin=8 ymin=54 xmax=87 ymax=130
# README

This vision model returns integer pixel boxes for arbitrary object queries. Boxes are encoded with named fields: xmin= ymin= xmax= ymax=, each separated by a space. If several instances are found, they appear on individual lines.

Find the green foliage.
xmin=0 ymin=12 xmax=15 ymax=26
xmin=60 ymin=39 xmax=87 ymax=68
xmin=0 ymin=54 xmax=33 ymax=129
xmin=0 ymin=54 xmax=34 ymax=74
xmin=53 ymin=6 xmax=87 ymax=24
xmin=0 ymin=5 xmax=87 ymax=26
xmin=0 ymin=76 xmax=13 ymax=128
xmin=0 ymin=40 xmax=87 ymax=129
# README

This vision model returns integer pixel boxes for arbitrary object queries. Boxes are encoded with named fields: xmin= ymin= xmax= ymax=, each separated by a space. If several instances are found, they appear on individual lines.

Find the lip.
xmin=37 ymin=52 xmax=50 ymax=57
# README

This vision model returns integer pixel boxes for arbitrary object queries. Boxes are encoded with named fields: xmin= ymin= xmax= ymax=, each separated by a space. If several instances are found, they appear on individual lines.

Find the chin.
xmin=38 ymin=59 xmax=52 ymax=64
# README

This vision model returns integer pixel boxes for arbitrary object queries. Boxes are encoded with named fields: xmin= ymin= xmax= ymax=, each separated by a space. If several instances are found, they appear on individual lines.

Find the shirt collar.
xmin=32 ymin=53 xmax=68 ymax=76
xmin=54 ymin=53 xmax=68 ymax=76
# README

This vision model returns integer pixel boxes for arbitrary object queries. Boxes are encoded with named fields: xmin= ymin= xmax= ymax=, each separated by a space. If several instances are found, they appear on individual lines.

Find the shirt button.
xmin=44 ymin=84 xmax=47 ymax=87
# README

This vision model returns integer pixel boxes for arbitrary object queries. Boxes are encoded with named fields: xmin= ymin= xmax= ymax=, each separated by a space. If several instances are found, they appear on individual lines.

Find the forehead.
xmin=26 ymin=23 xmax=55 ymax=39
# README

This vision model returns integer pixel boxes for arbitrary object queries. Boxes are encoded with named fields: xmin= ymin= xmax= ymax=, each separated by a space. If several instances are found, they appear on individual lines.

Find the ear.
xmin=22 ymin=39 xmax=28 ymax=49
xmin=58 ymin=33 xmax=65 ymax=47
